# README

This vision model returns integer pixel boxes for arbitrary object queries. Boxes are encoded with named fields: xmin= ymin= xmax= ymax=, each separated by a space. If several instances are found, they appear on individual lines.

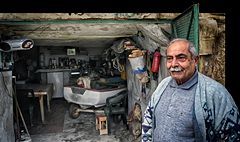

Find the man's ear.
xmin=194 ymin=56 xmax=199 ymax=63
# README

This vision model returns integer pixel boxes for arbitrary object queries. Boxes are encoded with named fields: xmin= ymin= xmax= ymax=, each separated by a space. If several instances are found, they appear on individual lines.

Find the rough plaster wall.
xmin=0 ymin=71 xmax=14 ymax=142
xmin=198 ymin=14 xmax=225 ymax=85
xmin=211 ymin=26 xmax=225 ymax=85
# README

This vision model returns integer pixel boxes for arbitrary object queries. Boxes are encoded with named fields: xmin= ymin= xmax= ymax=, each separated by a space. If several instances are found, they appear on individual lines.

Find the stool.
xmin=96 ymin=115 xmax=108 ymax=135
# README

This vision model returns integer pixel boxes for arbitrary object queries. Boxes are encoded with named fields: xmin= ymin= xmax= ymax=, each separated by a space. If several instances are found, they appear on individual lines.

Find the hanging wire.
xmin=23 ymin=24 xmax=50 ymax=37
xmin=112 ymin=56 xmax=124 ymax=72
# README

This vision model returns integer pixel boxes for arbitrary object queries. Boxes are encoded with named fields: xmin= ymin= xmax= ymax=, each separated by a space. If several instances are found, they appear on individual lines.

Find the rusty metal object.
xmin=127 ymin=103 xmax=142 ymax=140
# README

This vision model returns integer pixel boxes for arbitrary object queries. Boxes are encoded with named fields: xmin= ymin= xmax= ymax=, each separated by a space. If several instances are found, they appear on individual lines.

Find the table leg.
xmin=47 ymin=85 xmax=53 ymax=112
xmin=39 ymin=95 xmax=45 ymax=124
xmin=47 ymin=94 xmax=51 ymax=112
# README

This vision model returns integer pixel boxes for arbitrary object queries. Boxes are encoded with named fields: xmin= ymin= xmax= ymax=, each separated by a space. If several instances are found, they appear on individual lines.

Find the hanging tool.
xmin=13 ymin=89 xmax=32 ymax=142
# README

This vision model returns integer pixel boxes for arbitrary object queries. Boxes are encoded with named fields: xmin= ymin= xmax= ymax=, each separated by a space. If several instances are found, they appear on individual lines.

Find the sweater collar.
xmin=170 ymin=70 xmax=198 ymax=89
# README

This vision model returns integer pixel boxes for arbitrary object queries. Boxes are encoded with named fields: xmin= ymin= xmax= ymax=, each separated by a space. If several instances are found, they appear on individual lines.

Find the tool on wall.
xmin=13 ymin=88 xmax=32 ymax=142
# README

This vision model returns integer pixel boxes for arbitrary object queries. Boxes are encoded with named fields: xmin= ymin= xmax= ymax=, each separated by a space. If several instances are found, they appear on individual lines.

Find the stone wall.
xmin=199 ymin=13 xmax=225 ymax=85
xmin=0 ymin=71 xmax=14 ymax=142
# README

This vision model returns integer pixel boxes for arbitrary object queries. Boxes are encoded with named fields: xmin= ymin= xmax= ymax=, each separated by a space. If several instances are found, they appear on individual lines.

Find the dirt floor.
xmin=19 ymin=98 xmax=136 ymax=142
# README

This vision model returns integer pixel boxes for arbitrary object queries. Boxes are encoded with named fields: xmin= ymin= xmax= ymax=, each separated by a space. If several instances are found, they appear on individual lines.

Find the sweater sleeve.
xmin=142 ymin=100 xmax=154 ymax=142
xmin=212 ymin=89 xmax=240 ymax=141
xmin=141 ymin=76 xmax=171 ymax=142
xmin=199 ymin=74 xmax=240 ymax=141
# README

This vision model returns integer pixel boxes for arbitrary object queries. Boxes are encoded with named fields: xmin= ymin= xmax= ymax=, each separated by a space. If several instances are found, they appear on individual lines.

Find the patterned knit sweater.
xmin=142 ymin=72 xmax=240 ymax=142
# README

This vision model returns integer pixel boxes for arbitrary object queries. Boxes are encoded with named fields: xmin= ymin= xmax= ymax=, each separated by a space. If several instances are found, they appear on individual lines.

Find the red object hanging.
xmin=151 ymin=49 xmax=161 ymax=73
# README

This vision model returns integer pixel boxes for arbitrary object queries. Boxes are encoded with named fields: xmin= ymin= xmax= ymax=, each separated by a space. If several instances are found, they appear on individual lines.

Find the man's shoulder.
xmin=198 ymin=73 xmax=224 ymax=86
xmin=161 ymin=76 xmax=172 ymax=82
xmin=158 ymin=76 xmax=172 ymax=86
xmin=198 ymin=72 xmax=229 ymax=94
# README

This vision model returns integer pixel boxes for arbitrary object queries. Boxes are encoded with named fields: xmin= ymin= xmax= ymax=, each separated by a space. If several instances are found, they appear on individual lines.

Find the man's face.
xmin=166 ymin=41 xmax=198 ymax=84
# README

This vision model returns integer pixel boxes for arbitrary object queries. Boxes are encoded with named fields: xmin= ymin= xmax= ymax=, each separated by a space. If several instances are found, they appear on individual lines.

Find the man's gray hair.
xmin=167 ymin=38 xmax=198 ymax=59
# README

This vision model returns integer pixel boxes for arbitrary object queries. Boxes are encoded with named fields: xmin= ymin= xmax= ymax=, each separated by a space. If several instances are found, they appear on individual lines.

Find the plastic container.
xmin=128 ymin=56 xmax=146 ymax=74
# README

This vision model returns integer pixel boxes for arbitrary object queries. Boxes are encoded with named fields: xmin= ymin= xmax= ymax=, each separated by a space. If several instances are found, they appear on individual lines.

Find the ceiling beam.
xmin=19 ymin=34 xmax=134 ymax=40
xmin=0 ymin=19 xmax=172 ymax=25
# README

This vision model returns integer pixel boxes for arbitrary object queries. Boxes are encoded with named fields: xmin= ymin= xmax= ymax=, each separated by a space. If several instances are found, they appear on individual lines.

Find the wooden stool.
xmin=96 ymin=115 xmax=108 ymax=135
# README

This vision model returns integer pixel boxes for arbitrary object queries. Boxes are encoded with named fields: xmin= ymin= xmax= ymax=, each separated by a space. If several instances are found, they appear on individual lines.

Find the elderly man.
xmin=142 ymin=38 xmax=240 ymax=142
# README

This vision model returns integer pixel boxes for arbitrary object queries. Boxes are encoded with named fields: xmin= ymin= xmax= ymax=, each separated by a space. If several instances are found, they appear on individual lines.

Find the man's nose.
xmin=171 ymin=58 xmax=179 ymax=66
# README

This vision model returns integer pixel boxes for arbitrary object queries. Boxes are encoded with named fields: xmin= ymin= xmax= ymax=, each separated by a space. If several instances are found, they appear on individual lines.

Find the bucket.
xmin=128 ymin=56 xmax=146 ymax=74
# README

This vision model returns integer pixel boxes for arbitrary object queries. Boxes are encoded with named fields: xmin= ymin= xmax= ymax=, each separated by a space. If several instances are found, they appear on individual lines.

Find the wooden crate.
xmin=96 ymin=115 xmax=108 ymax=135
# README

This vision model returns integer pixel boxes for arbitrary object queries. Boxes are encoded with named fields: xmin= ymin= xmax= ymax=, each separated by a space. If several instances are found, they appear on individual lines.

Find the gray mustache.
xmin=169 ymin=67 xmax=182 ymax=72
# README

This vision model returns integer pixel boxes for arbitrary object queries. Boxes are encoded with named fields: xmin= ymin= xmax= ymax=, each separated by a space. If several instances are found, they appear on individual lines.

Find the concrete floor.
xmin=21 ymin=99 xmax=135 ymax=142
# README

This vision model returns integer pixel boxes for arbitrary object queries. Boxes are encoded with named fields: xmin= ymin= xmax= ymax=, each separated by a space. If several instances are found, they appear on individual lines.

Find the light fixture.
xmin=0 ymin=38 xmax=34 ymax=52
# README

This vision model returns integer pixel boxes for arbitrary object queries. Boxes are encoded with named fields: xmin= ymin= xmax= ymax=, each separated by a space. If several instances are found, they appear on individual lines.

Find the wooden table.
xmin=16 ymin=83 xmax=53 ymax=124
